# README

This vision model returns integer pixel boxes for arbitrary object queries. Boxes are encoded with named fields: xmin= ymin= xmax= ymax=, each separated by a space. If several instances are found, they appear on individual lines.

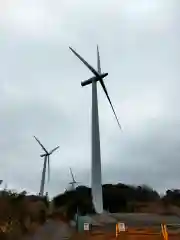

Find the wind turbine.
xmin=34 ymin=136 xmax=59 ymax=196
xmin=69 ymin=167 xmax=78 ymax=190
xmin=4 ymin=183 xmax=7 ymax=191
xmin=69 ymin=45 xmax=121 ymax=214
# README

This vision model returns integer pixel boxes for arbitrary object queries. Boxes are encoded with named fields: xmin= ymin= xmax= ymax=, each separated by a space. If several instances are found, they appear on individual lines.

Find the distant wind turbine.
xmin=4 ymin=183 xmax=7 ymax=190
xmin=69 ymin=45 xmax=121 ymax=214
xmin=34 ymin=136 xmax=59 ymax=196
xmin=69 ymin=167 xmax=79 ymax=190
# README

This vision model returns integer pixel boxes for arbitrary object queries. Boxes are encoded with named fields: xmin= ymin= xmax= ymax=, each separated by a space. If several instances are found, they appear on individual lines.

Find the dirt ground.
xmin=75 ymin=230 xmax=180 ymax=240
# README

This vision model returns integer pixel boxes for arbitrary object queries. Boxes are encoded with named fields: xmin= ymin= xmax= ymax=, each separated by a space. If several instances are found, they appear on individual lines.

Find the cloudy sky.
xmin=0 ymin=0 xmax=179 ymax=196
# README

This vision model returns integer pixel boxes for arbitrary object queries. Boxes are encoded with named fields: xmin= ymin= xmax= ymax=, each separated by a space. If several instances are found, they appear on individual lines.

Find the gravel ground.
xmin=90 ymin=213 xmax=180 ymax=233
xmin=22 ymin=213 xmax=180 ymax=239
xmin=22 ymin=220 xmax=75 ymax=240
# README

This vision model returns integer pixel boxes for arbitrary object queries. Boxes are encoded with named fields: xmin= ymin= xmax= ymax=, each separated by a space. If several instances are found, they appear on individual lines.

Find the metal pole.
xmin=91 ymin=79 xmax=103 ymax=214
xmin=39 ymin=155 xmax=47 ymax=196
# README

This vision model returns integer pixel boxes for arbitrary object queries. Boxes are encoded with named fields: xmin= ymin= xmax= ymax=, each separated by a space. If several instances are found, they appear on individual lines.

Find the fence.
xmin=78 ymin=222 xmax=180 ymax=240
xmin=115 ymin=223 xmax=180 ymax=240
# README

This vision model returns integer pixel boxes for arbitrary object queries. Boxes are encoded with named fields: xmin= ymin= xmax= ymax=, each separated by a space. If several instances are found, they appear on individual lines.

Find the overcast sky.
xmin=0 ymin=0 xmax=179 ymax=196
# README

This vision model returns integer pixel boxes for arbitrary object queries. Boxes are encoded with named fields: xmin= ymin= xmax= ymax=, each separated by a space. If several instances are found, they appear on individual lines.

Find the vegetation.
xmin=162 ymin=189 xmax=180 ymax=207
xmin=0 ymin=183 xmax=180 ymax=238
xmin=0 ymin=190 xmax=48 ymax=239
xmin=53 ymin=183 xmax=180 ymax=215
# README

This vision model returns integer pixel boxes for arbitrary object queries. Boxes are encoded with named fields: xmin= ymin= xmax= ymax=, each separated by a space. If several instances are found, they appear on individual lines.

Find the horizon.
xmin=0 ymin=181 xmax=176 ymax=198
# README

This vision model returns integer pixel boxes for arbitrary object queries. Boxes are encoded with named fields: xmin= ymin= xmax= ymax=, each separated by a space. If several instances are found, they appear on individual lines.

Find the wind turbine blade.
xmin=69 ymin=47 xmax=100 ymax=77
xmin=47 ymin=155 xmax=50 ymax=182
xmin=96 ymin=46 xmax=121 ymax=129
xmin=49 ymin=146 xmax=59 ymax=155
xmin=100 ymin=79 xmax=122 ymax=130
xmin=34 ymin=136 xmax=48 ymax=154
xmin=70 ymin=168 xmax=75 ymax=182
xmin=97 ymin=45 xmax=101 ymax=74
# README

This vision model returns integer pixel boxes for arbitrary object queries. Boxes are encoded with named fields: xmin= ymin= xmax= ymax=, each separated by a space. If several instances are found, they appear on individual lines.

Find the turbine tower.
xmin=69 ymin=167 xmax=78 ymax=190
xmin=69 ymin=46 xmax=121 ymax=214
xmin=34 ymin=136 xmax=59 ymax=196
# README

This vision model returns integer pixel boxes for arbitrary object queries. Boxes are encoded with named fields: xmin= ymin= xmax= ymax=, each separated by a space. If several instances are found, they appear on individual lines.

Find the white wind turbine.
xmin=34 ymin=136 xmax=59 ymax=196
xmin=69 ymin=45 xmax=121 ymax=214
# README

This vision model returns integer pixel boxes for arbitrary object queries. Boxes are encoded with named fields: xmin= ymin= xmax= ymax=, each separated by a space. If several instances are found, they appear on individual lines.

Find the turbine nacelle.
xmin=40 ymin=153 xmax=48 ymax=157
xmin=69 ymin=181 xmax=77 ymax=184
xmin=81 ymin=73 xmax=108 ymax=87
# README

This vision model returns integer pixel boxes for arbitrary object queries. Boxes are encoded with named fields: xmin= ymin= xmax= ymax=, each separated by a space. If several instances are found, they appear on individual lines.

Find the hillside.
xmin=53 ymin=183 xmax=180 ymax=215
xmin=0 ymin=183 xmax=180 ymax=238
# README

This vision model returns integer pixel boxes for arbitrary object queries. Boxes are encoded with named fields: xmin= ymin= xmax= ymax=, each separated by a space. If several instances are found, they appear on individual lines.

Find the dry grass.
xmin=0 ymin=194 xmax=48 ymax=239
